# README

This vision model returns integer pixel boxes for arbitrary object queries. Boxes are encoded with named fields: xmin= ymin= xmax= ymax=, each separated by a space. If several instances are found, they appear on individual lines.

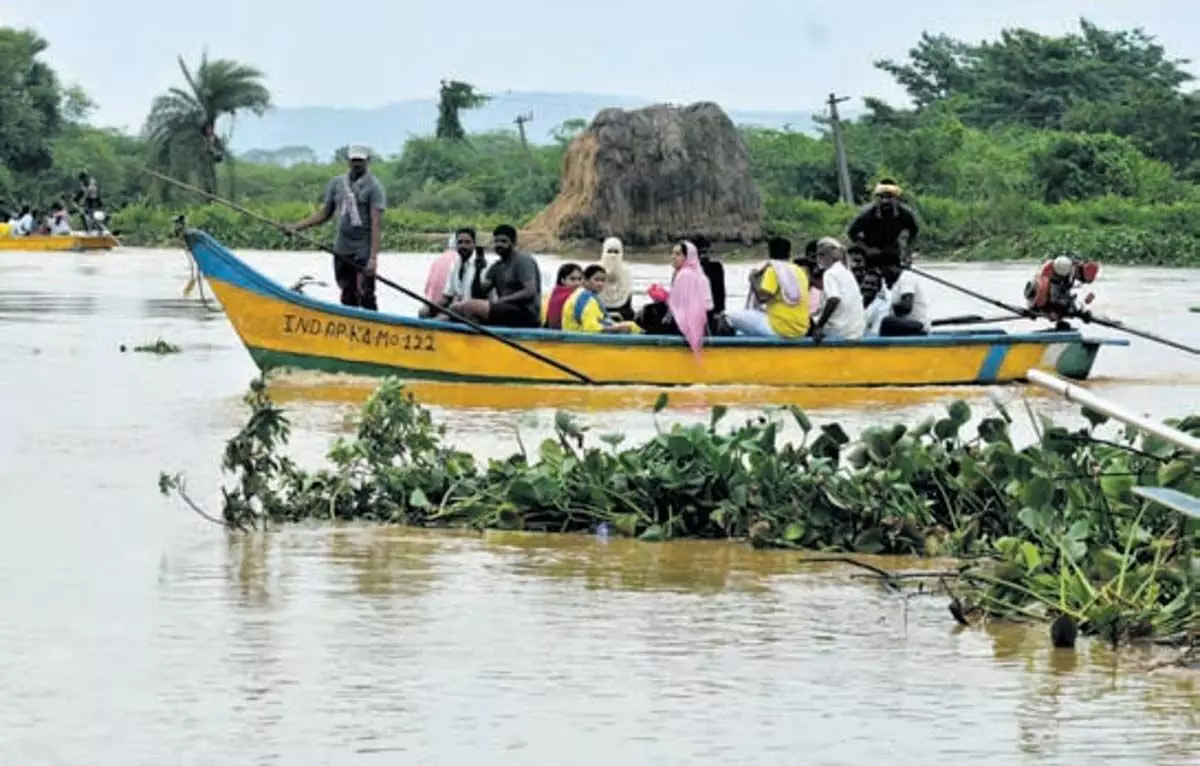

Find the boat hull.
xmin=186 ymin=230 xmax=1124 ymax=387
xmin=0 ymin=233 xmax=119 ymax=251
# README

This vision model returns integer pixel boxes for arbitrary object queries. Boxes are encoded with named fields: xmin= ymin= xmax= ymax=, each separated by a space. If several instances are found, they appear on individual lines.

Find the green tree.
xmin=0 ymin=28 xmax=64 ymax=180
xmin=870 ymin=19 xmax=1198 ymax=173
xmin=435 ymin=80 xmax=489 ymax=142
xmin=143 ymin=53 xmax=272 ymax=196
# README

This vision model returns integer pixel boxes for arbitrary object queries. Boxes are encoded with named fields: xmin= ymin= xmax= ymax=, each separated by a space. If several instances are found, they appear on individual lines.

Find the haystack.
xmin=524 ymin=102 xmax=764 ymax=247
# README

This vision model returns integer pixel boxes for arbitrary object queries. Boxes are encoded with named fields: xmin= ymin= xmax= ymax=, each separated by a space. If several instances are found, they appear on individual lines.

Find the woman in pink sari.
xmin=638 ymin=240 xmax=712 ymax=354
xmin=423 ymin=234 xmax=459 ymax=304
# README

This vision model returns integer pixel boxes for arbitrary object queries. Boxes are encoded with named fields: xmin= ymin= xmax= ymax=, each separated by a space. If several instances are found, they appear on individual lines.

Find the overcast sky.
xmin=4 ymin=0 xmax=1198 ymax=130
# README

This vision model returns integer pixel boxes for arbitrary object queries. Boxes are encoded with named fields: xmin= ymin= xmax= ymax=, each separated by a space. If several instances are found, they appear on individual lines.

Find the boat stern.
xmin=1043 ymin=336 xmax=1130 ymax=380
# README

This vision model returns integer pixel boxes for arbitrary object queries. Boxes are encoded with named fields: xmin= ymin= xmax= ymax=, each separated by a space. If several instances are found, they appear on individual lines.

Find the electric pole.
xmin=514 ymin=112 xmax=534 ymax=150
xmin=826 ymin=93 xmax=854 ymax=205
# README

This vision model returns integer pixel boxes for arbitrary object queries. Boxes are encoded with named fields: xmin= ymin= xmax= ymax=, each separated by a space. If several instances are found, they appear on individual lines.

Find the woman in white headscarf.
xmin=598 ymin=236 xmax=635 ymax=320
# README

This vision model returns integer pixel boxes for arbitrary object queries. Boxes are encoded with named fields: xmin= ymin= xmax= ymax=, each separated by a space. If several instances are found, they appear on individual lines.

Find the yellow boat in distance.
xmin=0 ymin=232 xmax=120 ymax=252
xmin=185 ymin=229 xmax=1129 ymax=387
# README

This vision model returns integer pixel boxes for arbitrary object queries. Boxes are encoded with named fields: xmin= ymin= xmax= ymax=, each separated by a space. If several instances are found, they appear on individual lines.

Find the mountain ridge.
xmin=228 ymin=91 xmax=837 ymax=160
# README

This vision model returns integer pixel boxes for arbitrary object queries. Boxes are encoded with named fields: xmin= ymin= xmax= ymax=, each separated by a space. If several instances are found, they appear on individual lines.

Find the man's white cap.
xmin=1052 ymin=255 xmax=1074 ymax=277
xmin=347 ymin=145 xmax=371 ymax=160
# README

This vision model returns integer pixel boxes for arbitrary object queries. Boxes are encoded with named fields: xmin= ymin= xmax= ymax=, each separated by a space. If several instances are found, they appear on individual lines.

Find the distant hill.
xmin=228 ymin=91 xmax=830 ymax=161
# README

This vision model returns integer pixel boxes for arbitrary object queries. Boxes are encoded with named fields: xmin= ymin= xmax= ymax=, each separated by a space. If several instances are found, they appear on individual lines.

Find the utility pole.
xmin=826 ymin=93 xmax=854 ymax=205
xmin=514 ymin=112 xmax=534 ymax=150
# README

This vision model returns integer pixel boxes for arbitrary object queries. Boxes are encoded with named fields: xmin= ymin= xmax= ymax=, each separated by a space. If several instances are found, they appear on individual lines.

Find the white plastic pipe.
xmin=1027 ymin=369 xmax=1200 ymax=454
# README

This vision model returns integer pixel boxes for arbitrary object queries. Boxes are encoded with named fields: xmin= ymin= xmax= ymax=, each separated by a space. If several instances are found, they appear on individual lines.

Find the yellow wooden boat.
xmin=185 ymin=229 xmax=1128 ymax=387
xmin=0 ymin=232 xmax=120 ymax=251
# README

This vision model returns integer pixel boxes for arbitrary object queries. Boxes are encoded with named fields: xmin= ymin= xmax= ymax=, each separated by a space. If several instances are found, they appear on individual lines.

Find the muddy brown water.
xmin=1 ymin=247 xmax=1197 ymax=764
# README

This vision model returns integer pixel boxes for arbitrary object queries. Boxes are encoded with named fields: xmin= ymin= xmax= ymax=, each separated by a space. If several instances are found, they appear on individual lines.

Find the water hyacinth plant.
xmin=160 ymin=378 xmax=1198 ymax=644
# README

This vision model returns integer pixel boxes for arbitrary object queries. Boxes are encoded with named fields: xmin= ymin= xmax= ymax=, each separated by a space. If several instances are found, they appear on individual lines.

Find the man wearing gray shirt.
xmin=286 ymin=145 xmax=386 ymax=310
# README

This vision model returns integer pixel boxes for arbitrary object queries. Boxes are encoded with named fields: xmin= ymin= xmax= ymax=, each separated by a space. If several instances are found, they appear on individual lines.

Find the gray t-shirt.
xmin=485 ymin=250 xmax=542 ymax=322
xmin=322 ymin=172 xmax=386 ymax=262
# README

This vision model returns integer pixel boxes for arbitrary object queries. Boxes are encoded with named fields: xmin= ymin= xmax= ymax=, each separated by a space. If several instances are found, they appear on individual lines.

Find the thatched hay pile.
xmin=523 ymin=102 xmax=764 ymax=248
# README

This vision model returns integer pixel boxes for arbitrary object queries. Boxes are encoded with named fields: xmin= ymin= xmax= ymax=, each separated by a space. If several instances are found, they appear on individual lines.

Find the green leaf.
xmin=977 ymin=417 xmax=1010 ymax=444
xmin=947 ymin=400 xmax=971 ymax=425
xmin=820 ymin=423 xmax=850 ymax=446
xmin=638 ymin=524 xmax=665 ymax=542
xmin=1066 ymin=519 xmax=1091 ymax=542
xmin=666 ymin=434 xmax=694 ymax=458
xmin=783 ymin=522 xmax=805 ymax=542
xmin=1156 ymin=459 xmax=1194 ymax=487
xmin=709 ymin=405 xmax=728 ymax=431
xmin=1081 ymin=406 xmax=1109 ymax=428
xmin=1100 ymin=472 xmax=1135 ymax=499
xmin=853 ymin=528 xmax=885 ymax=554
xmin=1021 ymin=476 xmax=1054 ymax=508
xmin=1020 ymin=542 xmax=1043 ymax=572
xmin=933 ymin=418 xmax=960 ymax=440
xmin=652 ymin=392 xmax=669 ymax=413
xmin=787 ymin=405 xmax=813 ymax=433
xmin=611 ymin=513 xmax=639 ymax=537
xmin=1140 ymin=434 xmax=1175 ymax=458
xmin=409 ymin=487 xmax=430 ymax=509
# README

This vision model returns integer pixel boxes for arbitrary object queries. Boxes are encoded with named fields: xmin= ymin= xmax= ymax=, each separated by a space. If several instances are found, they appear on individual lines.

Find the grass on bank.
xmin=114 ymin=194 xmax=1200 ymax=266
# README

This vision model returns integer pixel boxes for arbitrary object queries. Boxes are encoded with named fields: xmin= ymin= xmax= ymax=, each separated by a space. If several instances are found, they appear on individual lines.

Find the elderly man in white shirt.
xmin=809 ymin=237 xmax=865 ymax=341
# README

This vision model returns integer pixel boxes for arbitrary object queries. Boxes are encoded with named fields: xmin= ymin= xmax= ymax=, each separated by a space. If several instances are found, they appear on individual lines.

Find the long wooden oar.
xmin=930 ymin=313 xmax=1023 ymax=327
xmin=908 ymin=264 xmax=1198 ymax=357
xmin=907 ymin=265 xmax=1033 ymax=319
xmin=142 ymin=168 xmax=595 ymax=384
xmin=1083 ymin=315 xmax=1199 ymax=356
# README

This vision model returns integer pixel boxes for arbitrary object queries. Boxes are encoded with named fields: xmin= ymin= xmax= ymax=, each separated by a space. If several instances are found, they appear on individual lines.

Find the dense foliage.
xmin=160 ymin=378 xmax=1199 ymax=645
xmin=4 ymin=20 xmax=1200 ymax=264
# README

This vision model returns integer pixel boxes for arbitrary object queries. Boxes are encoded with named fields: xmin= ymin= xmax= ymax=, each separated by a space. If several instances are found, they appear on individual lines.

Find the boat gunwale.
xmin=186 ymin=229 xmax=1127 ymax=351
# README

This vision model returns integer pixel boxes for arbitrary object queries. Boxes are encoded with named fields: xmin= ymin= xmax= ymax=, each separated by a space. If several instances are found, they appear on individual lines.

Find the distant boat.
xmin=0 ymin=232 xmax=119 ymax=252
xmin=183 ymin=229 xmax=1127 ymax=387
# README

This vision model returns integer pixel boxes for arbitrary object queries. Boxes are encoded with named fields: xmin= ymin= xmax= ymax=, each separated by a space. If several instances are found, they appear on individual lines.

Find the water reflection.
xmin=325 ymin=525 xmax=442 ymax=598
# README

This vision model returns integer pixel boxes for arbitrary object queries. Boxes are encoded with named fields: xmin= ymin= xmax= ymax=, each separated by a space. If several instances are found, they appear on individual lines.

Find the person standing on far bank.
xmin=286 ymin=146 xmax=386 ymax=311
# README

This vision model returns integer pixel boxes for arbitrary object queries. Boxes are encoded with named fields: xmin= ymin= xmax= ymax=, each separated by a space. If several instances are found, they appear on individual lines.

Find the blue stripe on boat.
xmin=975 ymin=344 xmax=1010 ymax=383
xmin=184 ymin=229 xmax=1127 ymax=350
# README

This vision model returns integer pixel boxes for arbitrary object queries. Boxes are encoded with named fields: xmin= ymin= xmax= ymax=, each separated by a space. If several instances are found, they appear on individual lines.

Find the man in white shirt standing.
xmin=880 ymin=261 xmax=931 ymax=336
xmin=809 ymin=237 xmax=865 ymax=341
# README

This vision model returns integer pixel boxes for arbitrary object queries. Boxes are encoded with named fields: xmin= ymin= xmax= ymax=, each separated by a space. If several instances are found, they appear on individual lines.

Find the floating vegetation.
xmin=160 ymin=378 xmax=1199 ymax=645
xmin=131 ymin=338 xmax=181 ymax=354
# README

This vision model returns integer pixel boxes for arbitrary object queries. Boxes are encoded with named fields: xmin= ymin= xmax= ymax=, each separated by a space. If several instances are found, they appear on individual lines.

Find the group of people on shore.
xmin=288 ymin=147 xmax=932 ymax=349
xmin=0 ymin=173 xmax=107 ymax=237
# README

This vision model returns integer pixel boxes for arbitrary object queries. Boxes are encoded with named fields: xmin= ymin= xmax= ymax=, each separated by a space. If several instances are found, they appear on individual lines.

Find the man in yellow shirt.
xmin=725 ymin=236 xmax=811 ymax=338
xmin=562 ymin=265 xmax=642 ymax=334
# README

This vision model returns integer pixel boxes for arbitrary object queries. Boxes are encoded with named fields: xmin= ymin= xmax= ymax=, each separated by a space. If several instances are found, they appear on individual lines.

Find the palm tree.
xmin=143 ymin=53 xmax=271 ymax=196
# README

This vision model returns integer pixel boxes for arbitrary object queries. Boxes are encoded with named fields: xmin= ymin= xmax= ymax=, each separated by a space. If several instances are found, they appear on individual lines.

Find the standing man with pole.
xmin=286 ymin=146 xmax=387 ymax=311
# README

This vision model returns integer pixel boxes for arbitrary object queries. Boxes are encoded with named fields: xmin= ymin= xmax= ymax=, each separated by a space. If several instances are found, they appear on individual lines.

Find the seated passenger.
xmin=542 ymin=262 xmax=583 ymax=329
xmin=724 ymin=236 xmax=810 ymax=339
xmin=636 ymin=240 xmax=712 ymax=354
xmin=809 ymin=237 xmax=864 ymax=341
xmin=879 ymin=260 xmax=931 ymax=336
xmin=422 ymin=228 xmax=489 ymax=319
xmin=423 ymin=233 xmax=460 ymax=305
xmin=450 ymin=224 xmax=542 ymax=329
xmin=797 ymin=239 xmax=826 ymax=318
xmin=692 ymin=235 xmax=726 ymax=317
xmin=861 ymin=270 xmax=890 ymax=337
xmin=562 ymin=265 xmax=642 ymax=334
xmin=598 ymin=238 xmax=635 ymax=320
xmin=12 ymin=206 xmax=34 ymax=236
xmin=48 ymin=203 xmax=72 ymax=235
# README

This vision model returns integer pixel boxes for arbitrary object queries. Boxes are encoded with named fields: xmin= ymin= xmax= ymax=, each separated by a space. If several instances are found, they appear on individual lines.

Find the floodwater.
xmin=1 ymin=246 xmax=1197 ymax=765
